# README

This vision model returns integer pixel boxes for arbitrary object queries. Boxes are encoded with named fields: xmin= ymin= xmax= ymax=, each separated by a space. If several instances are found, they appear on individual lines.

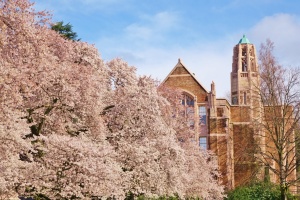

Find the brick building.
xmin=161 ymin=35 xmax=297 ymax=190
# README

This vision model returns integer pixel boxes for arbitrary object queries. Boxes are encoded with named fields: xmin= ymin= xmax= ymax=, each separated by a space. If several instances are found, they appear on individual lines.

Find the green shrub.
xmin=136 ymin=195 xmax=180 ymax=200
xmin=125 ymin=192 xmax=193 ymax=200
xmin=226 ymin=182 xmax=295 ymax=200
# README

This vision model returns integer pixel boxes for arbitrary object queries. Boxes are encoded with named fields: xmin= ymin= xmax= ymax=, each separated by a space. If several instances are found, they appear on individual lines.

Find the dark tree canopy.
xmin=51 ymin=21 xmax=79 ymax=41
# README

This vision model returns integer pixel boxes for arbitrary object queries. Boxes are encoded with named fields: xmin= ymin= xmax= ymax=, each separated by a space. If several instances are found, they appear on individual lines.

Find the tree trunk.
xmin=280 ymin=183 xmax=288 ymax=200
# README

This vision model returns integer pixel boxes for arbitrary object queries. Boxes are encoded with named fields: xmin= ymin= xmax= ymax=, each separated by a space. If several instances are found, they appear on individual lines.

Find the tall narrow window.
xmin=244 ymin=92 xmax=247 ymax=105
xmin=251 ymin=59 xmax=255 ymax=72
xmin=186 ymin=107 xmax=195 ymax=128
xmin=182 ymin=94 xmax=195 ymax=128
xmin=199 ymin=106 xmax=206 ymax=125
xmin=242 ymin=47 xmax=247 ymax=56
xmin=242 ymin=62 xmax=247 ymax=72
xmin=199 ymin=137 xmax=207 ymax=149
xmin=232 ymin=96 xmax=238 ymax=105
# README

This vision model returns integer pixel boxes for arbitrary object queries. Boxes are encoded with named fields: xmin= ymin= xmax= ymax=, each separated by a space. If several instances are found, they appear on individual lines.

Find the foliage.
xmin=0 ymin=0 xmax=224 ymax=199
xmin=51 ymin=21 xmax=79 ymax=41
xmin=102 ymin=60 xmax=224 ymax=199
xmin=125 ymin=192 xmax=198 ymax=200
xmin=0 ymin=0 xmax=121 ymax=198
xmin=136 ymin=194 xmax=181 ymax=200
xmin=226 ymin=182 xmax=295 ymax=200
xmin=158 ymin=86 xmax=224 ymax=199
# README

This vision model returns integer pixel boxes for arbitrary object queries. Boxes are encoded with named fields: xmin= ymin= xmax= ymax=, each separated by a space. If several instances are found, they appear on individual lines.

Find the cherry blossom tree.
xmin=1 ymin=0 xmax=225 ymax=199
xmin=0 ymin=0 xmax=123 ymax=199
xmin=103 ymin=59 xmax=187 ymax=197
xmin=158 ymin=86 xmax=225 ymax=199
xmin=103 ymin=60 xmax=224 ymax=199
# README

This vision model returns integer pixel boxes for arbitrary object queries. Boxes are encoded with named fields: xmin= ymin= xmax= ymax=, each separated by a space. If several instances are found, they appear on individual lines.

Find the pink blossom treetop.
xmin=0 ymin=0 xmax=123 ymax=198
xmin=0 ymin=0 xmax=225 ymax=199
xmin=104 ymin=59 xmax=224 ymax=199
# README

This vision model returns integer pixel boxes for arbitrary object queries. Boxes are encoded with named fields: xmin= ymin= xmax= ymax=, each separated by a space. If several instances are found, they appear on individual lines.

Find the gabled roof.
xmin=161 ymin=58 xmax=208 ymax=93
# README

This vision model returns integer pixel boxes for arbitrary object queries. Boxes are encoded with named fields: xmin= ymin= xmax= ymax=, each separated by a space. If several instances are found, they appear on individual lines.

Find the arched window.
xmin=182 ymin=94 xmax=194 ymax=106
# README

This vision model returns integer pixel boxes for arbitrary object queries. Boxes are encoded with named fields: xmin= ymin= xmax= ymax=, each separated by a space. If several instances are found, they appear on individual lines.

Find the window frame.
xmin=198 ymin=106 xmax=207 ymax=125
xmin=199 ymin=137 xmax=207 ymax=150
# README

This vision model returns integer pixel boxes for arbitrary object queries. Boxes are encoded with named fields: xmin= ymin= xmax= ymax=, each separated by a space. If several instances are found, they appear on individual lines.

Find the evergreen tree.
xmin=51 ymin=21 xmax=79 ymax=41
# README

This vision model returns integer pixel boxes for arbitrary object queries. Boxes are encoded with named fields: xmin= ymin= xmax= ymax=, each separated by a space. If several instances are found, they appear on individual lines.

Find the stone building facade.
xmin=161 ymin=35 xmax=297 ymax=190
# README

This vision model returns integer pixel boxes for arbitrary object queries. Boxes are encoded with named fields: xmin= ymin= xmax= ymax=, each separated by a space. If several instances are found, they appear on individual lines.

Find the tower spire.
xmin=238 ymin=34 xmax=251 ymax=44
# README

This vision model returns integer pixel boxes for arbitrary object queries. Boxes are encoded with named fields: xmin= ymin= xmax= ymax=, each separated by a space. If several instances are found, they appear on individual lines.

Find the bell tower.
xmin=230 ymin=35 xmax=260 ymax=106
xmin=230 ymin=35 xmax=265 ymax=186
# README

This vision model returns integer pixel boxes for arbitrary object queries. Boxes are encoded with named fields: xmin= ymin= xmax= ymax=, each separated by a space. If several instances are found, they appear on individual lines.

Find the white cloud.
xmin=97 ymin=12 xmax=300 ymax=98
xmin=151 ymin=11 xmax=179 ymax=29
xmin=97 ymin=27 xmax=240 ymax=98
xmin=32 ymin=1 xmax=300 ymax=99
xmin=114 ymin=14 xmax=300 ymax=97
xmin=249 ymin=13 xmax=300 ymax=66
xmin=124 ymin=11 xmax=179 ymax=41
xmin=104 ymin=38 xmax=235 ymax=98
xmin=125 ymin=24 xmax=153 ymax=40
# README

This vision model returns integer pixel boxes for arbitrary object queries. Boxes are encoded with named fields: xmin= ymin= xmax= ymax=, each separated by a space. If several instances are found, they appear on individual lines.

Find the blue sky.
xmin=34 ymin=0 xmax=300 ymax=97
